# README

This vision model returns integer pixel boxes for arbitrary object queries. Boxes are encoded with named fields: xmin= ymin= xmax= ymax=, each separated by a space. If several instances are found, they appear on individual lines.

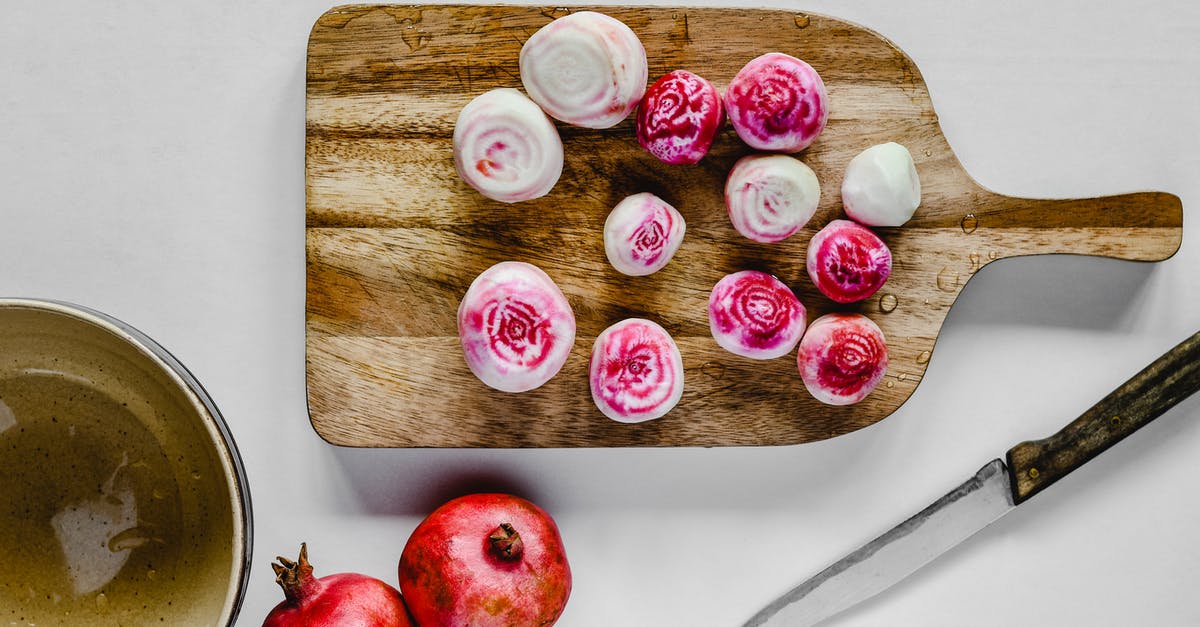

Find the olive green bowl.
xmin=0 ymin=299 xmax=251 ymax=626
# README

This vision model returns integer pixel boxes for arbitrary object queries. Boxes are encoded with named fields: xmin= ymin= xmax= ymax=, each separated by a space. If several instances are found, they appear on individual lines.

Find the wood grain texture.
xmin=305 ymin=5 xmax=1182 ymax=447
xmin=1006 ymin=330 xmax=1200 ymax=504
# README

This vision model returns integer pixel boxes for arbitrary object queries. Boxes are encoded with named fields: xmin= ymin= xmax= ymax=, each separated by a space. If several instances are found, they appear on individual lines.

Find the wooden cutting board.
xmin=305 ymin=5 xmax=1181 ymax=447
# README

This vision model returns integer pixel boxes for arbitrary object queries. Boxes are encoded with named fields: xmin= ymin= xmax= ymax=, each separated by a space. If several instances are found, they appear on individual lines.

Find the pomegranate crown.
xmin=272 ymin=543 xmax=316 ymax=603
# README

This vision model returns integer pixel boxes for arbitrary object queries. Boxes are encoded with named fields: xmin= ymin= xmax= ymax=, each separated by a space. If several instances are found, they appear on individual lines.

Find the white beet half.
xmin=589 ymin=318 xmax=684 ymax=423
xmin=725 ymin=153 xmax=820 ymax=243
xmin=458 ymin=261 xmax=576 ymax=393
xmin=797 ymin=313 xmax=888 ymax=406
xmin=841 ymin=142 xmax=921 ymax=227
xmin=603 ymin=193 xmax=686 ymax=276
xmin=519 ymin=11 xmax=648 ymax=129
xmin=453 ymin=88 xmax=564 ymax=203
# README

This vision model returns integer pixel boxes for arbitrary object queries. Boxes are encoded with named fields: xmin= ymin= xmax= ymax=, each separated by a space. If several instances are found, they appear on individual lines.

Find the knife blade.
xmin=744 ymin=329 xmax=1200 ymax=627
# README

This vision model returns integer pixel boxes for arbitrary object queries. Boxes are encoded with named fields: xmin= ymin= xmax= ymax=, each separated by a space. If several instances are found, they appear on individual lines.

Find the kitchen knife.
xmin=744 ymin=330 xmax=1200 ymax=627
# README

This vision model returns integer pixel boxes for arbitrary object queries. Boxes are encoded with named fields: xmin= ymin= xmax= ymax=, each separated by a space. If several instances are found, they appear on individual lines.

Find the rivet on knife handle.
xmin=1006 ymin=330 xmax=1200 ymax=505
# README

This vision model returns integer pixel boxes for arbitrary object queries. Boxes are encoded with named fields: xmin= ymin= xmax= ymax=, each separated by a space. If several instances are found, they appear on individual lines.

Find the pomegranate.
xmin=806 ymin=219 xmax=893 ymax=304
xmin=724 ymin=52 xmax=829 ymax=153
xmin=725 ymin=153 xmax=820 ymax=244
xmin=603 ymin=192 xmax=686 ymax=276
xmin=589 ymin=318 xmax=684 ymax=422
xmin=263 ymin=543 xmax=413 ymax=627
xmin=797 ymin=313 xmax=888 ymax=405
xmin=453 ymin=88 xmax=564 ymax=203
xmin=636 ymin=69 xmax=724 ymax=165
xmin=399 ymin=493 xmax=572 ymax=627
xmin=708 ymin=270 xmax=807 ymax=360
xmin=520 ymin=11 xmax=648 ymax=129
xmin=458 ymin=261 xmax=577 ymax=393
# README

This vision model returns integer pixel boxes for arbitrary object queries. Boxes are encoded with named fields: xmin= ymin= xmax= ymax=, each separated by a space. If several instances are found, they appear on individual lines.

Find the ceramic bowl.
xmin=0 ymin=298 xmax=251 ymax=625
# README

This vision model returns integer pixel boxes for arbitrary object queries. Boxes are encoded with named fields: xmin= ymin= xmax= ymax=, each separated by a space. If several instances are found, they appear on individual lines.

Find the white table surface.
xmin=3 ymin=2 xmax=1199 ymax=625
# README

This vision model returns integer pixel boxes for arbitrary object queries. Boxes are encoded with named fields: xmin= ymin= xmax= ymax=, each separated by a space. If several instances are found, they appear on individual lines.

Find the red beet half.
xmin=263 ymin=544 xmax=414 ymax=627
xmin=458 ymin=261 xmax=577 ymax=392
xmin=723 ymin=52 xmax=829 ymax=153
xmin=399 ymin=493 xmax=572 ymax=627
xmin=708 ymin=270 xmax=807 ymax=360
xmin=453 ymin=88 xmax=564 ymax=203
xmin=636 ymin=70 xmax=724 ymax=165
xmin=725 ymin=153 xmax=821 ymax=243
xmin=797 ymin=313 xmax=888 ymax=406
xmin=589 ymin=318 xmax=684 ymax=423
xmin=806 ymin=219 xmax=892 ymax=304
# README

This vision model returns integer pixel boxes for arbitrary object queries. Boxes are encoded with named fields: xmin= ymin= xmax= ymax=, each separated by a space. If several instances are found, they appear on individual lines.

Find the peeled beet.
xmin=842 ymin=141 xmax=922 ymax=227
xmin=458 ymin=261 xmax=576 ymax=392
xmin=806 ymin=219 xmax=892 ymax=304
xmin=520 ymin=11 xmax=647 ymax=129
xmin=708 ymin=270 xmax=807 ymax=360
xmin=723 ymin=52 xmax=829 ymax=153
xmin=603 ymin=192 xmax=686 ymax=276
xmin=589 ymin=318 xmax=684 ymax=423
xmin=453 ymin=88 xmax=564 ymax=203
xmin=399 ymin=493 xmax=572 ymax=627
xmin=725 ymin=153 xmax=821 ymax=243
xmin=797 ymin=313 xmax=888 ymax=406
xmin=636 ymin=69 xmax=724 ymax=165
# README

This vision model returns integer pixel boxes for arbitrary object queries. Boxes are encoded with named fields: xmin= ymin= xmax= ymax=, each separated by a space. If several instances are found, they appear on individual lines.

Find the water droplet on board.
xmin=879 ymin=293 xmax=898 ymax=313
xmin=898 ymin=373 xmax=909 ymax=382
xmin=961 ymin=214 xmax=979 ymax=234
xmin=936 ymin=266 xmax=959 ymax=292
xmin=885 ymin=380 xmax=895 ymax=388
xmin=916 ymin=350 xmax=931 ymax=365
xmin=96 ymin=593 xmax=109 ymax=610
xmin=701 ymin=362 xmax=726 ymax=380
xmin=968 ymin=252 xmax=981 ymax=273
xmin=147 ymin=569 xmax=158 ymax=581
xmin=923 ymin=148 xmax=932 ymax=157
xmin=794 ymin=13 xmax=810 ymax=28
xmin=988 ymin=250 xmax=998 ymax=260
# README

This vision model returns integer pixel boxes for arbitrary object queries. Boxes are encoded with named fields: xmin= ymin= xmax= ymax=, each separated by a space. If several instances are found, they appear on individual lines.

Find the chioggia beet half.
xmin=458 ymin=261 xmax=576 ymax=392
xmin=797 ymin=313 xmax=888 ymax=406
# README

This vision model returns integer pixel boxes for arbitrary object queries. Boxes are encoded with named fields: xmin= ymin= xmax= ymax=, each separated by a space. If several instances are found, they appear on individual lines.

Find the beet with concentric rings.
xmin=635 ymin=69 xmax=724 ymax=165
xmin=589 ymin=318 xmax=684 ymax=423
xmin=458 ymin=261 xmax=576 ymax=393
xmin=724 ymin=52 xmax=829 ymax=153
xmin=797 ymin=313 xmax=888 ymax=406
xmin=708 ymin=270 xmax=807 ymax=360
xmin=807 ymin=219 xmax=893 ymax=304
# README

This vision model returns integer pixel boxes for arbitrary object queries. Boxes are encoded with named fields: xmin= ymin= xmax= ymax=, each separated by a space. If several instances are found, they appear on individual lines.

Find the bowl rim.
xmin=0 ymin=297 xmax=253 ymax=626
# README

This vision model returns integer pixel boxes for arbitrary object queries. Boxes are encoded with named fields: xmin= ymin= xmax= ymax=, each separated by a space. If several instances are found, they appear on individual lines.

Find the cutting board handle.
xmin=971 ymin=187 xmax=1182 ymax=263
xmin=1006 ymin=329 xmax=1200 ymax=504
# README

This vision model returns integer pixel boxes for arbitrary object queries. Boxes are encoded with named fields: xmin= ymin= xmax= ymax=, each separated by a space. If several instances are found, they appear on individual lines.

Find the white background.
xmin=3 ymin=1 xmax=1199 ymax=625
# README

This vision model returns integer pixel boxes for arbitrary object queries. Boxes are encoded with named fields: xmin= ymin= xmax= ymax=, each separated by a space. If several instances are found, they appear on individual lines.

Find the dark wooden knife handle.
xmin=1006 ymin=330 xmax=1200 ymax=505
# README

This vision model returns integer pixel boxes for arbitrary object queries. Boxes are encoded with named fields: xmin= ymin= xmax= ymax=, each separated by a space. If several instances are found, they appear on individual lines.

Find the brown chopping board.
xmin=305 ymin=5 xmax=1182 ymax=447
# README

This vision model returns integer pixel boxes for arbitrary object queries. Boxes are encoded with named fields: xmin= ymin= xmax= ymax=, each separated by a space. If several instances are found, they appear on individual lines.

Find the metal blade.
xmin=744 ymin=459 xmax=1015 ymax=627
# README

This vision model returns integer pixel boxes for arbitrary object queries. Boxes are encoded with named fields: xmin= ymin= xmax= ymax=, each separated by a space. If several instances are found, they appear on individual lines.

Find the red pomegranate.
xmin=263 ymin=543 xmax=413 ymax=627
xmin=398 ymin=493 xmax=572 ymax=626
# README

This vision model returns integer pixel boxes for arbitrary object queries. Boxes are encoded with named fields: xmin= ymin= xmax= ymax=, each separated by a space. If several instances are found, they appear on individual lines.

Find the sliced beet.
xmin=458 ymin=261 xmax=576 ymax=393
xmin=589 ymin=318 xmax=684 ymax=423
xmin=797 ymin=313 xmax=888 ymax=406
xmin=708 ymin=270 xmax=807 ymax=360
xmin=806 ymin=219 xmax=892 ymax=304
